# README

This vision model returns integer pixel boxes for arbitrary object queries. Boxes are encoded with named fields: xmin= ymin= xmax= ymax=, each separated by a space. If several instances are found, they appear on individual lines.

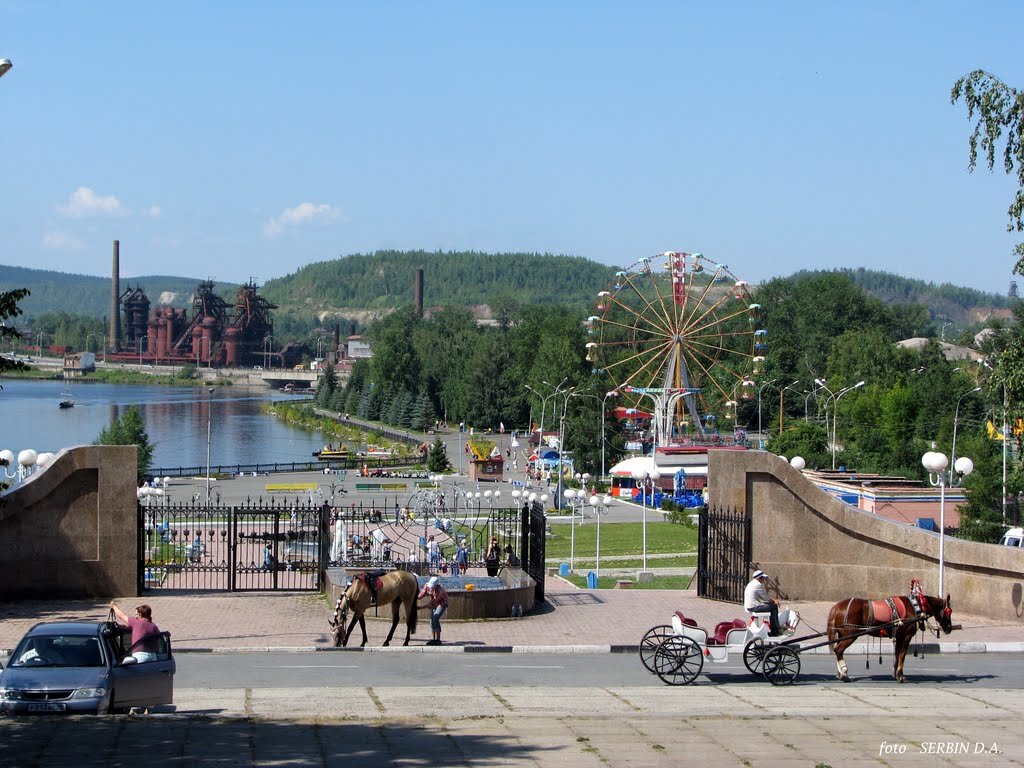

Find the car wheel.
xmin=107 ymin=693 xmax=126 ymax=715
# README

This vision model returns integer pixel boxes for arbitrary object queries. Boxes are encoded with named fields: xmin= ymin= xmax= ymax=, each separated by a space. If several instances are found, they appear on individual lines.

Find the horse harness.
xmin=839 ymin=591 xmax=926 ymax=638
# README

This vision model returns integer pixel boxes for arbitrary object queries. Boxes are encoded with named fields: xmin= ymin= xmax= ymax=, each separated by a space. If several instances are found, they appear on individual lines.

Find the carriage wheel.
xmin=639 ymin=625 xmax=674 ymax=673
xmin=652 ymin=636 xmax=704 ymax=686
xmin=761 ymin=646 xmax=800 ymax=686
xmin=742 ymin=638 xmax=768 ymax=675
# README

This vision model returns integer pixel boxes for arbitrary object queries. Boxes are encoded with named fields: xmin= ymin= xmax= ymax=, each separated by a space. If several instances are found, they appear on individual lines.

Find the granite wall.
xmin=708 ymin=450 xmax=1024 ymax=622
xmin=0 ymin=445 xmax=138 ymax=598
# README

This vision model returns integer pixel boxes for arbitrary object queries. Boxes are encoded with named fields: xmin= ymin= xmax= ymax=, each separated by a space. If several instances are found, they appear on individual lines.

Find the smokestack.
xmin=333 ymin=323 xmax=340 ymax=363
xmin=414 ymin=267 xmax=424 ymax=317
xmin=109 ymin=240 xmax=121 ymax=352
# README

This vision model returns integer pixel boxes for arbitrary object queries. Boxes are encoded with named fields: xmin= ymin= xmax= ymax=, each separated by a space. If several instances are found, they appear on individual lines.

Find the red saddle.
xmin=360 ymin=573 xmax=383 ymax=591
xmin=869 ymin=597 xmax=909 ymax=636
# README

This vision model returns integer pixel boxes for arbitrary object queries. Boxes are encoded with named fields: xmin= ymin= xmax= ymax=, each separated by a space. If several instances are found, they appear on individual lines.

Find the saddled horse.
xmin=329 ymin=570 xmax=419 ymax=647
xmin=827 ymin=591 xmax=953 ymax=683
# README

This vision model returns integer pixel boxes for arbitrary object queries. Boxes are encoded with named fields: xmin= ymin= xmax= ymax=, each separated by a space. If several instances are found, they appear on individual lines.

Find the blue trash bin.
xmin=586 ymin=571 xmax=598 ymax=589
xmin=559 ymin=563 xmax=569 ymax=576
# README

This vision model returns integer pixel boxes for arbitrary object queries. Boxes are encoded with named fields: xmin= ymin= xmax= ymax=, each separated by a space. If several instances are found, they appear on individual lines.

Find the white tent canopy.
xmin=609 ymin=456 xmax=659 ymax=477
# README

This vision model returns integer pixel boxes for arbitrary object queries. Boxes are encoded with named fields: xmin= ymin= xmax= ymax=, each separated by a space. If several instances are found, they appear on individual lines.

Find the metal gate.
xmin=520 ymin=500 xmax=547 ymax=603
xmin=696 ymin=505 xmax=751 ymax=603
xmin=140 ymin=500 xmax=327 ymax=592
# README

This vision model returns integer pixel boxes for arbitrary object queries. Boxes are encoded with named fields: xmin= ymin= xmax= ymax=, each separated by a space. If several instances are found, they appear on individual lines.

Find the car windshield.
xmin=11 ymin=634 xmax=105 ymax=668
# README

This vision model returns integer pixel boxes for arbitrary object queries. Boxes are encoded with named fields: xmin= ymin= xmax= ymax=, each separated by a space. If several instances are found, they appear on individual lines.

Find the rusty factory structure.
xmin=106 ymin=241 xmax=300 ymax=368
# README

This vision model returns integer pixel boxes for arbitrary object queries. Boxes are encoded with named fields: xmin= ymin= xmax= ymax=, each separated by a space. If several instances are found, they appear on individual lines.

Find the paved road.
xmin=2 ymin=684 xmax=1020 ymax=767
xmin=177 ymin=650 xmax=1024 ymax=690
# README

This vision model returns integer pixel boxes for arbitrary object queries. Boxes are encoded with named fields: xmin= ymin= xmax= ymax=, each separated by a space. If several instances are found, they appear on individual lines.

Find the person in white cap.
xmin=417 ymin=575 xmax=449 ymax=645
xmin=743 ymin=569 xmax=782 ymax=636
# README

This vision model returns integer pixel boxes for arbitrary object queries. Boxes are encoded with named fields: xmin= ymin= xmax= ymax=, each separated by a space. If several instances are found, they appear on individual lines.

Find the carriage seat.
xmin=673 ymin=611 xmax=698 ymax=628
xmin=707 ymin=619 xmax=747 ymax=646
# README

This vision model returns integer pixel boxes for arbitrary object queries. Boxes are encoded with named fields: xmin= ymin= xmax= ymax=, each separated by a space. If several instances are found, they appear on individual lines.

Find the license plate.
xmin=27 ymin=702 xmax=66 ymax=712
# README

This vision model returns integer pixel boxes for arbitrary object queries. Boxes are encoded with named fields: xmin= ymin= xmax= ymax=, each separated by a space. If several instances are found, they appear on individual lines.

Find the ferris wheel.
xmin=586 ymin=251 xmax=764 ymax=445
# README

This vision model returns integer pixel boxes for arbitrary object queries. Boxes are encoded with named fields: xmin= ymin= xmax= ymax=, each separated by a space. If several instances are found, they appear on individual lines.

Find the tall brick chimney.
xmin=109 ymin=240 xmax=121 ymax=352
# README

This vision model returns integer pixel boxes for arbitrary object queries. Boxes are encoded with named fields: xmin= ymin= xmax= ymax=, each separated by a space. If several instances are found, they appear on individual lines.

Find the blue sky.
xmin=1 ymin=2 xmax=1022 ymax=293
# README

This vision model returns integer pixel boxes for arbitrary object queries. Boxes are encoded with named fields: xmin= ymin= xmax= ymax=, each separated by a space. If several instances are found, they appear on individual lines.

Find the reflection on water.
xmin=0 ymin=379 xmax=330 ymax=469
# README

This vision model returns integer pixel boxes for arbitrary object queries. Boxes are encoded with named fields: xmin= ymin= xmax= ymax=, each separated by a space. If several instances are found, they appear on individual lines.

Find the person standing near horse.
xmin=418 ymin=575 xmax=449 ymax=645
xmin=109 ymin=601 xmax=162 ymax=662
xmin=744 ymin=569 xmax=782 ymax=636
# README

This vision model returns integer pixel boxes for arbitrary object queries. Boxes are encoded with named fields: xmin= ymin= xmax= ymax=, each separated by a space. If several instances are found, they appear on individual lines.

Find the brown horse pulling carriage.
xmin=641 ymin=579 xmax=957 ymax=686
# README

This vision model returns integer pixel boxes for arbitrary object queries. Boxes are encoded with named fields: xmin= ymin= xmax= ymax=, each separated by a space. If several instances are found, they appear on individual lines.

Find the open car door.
xmin=109 ymin=631 xmax=175 ymax=711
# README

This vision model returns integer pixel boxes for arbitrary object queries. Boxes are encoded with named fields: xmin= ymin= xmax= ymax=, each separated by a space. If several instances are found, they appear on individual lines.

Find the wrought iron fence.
xmin=148 ymin=456 xmax=420 ymax=479
xmin=140 ymin=499 xmax=545 ymax=595
xmin=140 ymin=500 xmax=326 ymax=592
xmin=696 ymin=505 xmax=751 ymax=603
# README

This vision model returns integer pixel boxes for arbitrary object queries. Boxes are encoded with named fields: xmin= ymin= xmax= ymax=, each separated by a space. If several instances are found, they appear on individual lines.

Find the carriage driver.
xmin=743 ymin=570 xmax=782 ymax=636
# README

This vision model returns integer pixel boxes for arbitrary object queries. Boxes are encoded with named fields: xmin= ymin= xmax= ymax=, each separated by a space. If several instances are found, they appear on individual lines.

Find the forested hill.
xmin=0 ymin=264 xmax=236 ymax=317
xmin=260 ymin=250 xmax=617 ymax=310
xmin=793 ymin=268 xmax=1015 ymax=323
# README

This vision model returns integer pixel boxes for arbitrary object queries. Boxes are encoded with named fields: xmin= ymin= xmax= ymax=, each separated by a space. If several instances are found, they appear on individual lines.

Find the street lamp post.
xmin=757 ymin=380 xmax=777 ymax=447
xmin=950 ymin=386 xmax=981 ymax=475
xmin=923 ymin=451 xmax=973 ymax=596
xmin=779 ymin=381 xmax=800 ymax=434
xmin=631 ymin=468 xmax=660 ymax=573
xmin=804 ymin=382 xmax=827 ymax=424
xmin=589 ymin=493 xmax=612 ymax=578
xmin=205 ymin=387 xmax=214 ymax=506
xmin=601 ymin=390 xmax=619 ymax=480
xmin=831 ymin=381 xmax=865 ymax=469
xmin=37 ymin=332 xmax=43 ymax=359
xmin=564 ymin=488 xmax=583 ymax=572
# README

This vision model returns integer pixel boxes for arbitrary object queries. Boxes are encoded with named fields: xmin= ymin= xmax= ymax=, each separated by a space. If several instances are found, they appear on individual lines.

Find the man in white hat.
xmin=743 ymin=569 xmax=782 ymax=636
xmin=417 ymin=575 xmax=449 ymax=645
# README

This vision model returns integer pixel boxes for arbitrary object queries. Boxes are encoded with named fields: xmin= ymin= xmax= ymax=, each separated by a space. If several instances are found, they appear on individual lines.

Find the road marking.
xmin=250 ymin=663 xmax=356 ymax=671
xmin=463 ymin=665 xmax=564 ymax=669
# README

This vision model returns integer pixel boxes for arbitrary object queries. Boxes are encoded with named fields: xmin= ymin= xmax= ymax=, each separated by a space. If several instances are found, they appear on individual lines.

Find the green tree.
xmin=951 ymin=71 xmax=1024 ymax=271
xmin=956 ymin=431 xmax=1007 ymax=542
xmin=427 ymin=438 xmax=450 ymax=473
xmin=766 ymin=422 xmax=830 ymax=470
xmin=315 ymin=362 xmax=338 ymax=408
xmin=0 ymin=288 xmax=30 ymax=376
xmin=95 ymin=405 xmax=155 ymax=483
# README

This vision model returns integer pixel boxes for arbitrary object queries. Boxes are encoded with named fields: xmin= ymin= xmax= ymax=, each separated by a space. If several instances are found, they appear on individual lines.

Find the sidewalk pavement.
xmin=2 ymin=584 xmax=1023 ymax=766
xmin=2 ymin=580 xmax=1021 ymax=655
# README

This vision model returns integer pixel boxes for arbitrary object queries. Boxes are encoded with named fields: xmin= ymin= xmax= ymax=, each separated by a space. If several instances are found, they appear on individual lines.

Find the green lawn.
xmin=552 ymin=554 xmax=697 ymax=569
xmin=563 ymin=574 xmax=694 ymax=590
xmin=543 ymin=521 xmax=697 ymax=560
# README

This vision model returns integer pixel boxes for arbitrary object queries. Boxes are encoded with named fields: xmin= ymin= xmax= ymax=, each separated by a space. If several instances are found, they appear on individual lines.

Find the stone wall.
xmin=708 ymin=450 xmax=1024 ymax=622
xmin=0 ymin=445 xmax=138 ymax=598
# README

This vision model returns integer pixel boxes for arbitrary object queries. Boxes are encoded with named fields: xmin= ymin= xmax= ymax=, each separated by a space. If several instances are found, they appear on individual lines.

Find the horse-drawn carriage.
xmin=640 ymin=608 xmax=802 ymax=686
xmin=641 ymin=580 xmax=957 ymax=686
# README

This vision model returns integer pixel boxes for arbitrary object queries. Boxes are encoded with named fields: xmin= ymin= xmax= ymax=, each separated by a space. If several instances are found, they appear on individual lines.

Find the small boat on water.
xmin=313 ymin=445 xmax=350 ymax=461
xmin=58 ymin=382 xmax=75 ymax=409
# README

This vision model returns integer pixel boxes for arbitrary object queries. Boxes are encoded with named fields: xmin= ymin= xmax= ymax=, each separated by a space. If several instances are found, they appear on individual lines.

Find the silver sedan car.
xmin=0 ymin=621 xmax=175 ymax=714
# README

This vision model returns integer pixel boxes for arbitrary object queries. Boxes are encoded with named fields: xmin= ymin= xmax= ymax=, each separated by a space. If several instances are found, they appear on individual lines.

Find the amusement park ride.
xmin=589 ymin=251 xmax=764 ymax=499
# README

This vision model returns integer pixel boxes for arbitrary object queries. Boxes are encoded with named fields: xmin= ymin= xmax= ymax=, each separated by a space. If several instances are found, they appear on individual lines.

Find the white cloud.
xmin=145 ymin=205 xmax=162 ymax=217
xmin=41 ymin=231 xmax=85 ymax=250
xmin=57 ymin=186 xmax=128 ymax=218
xmin=263 ymin=202 xmax=341 ymax=237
